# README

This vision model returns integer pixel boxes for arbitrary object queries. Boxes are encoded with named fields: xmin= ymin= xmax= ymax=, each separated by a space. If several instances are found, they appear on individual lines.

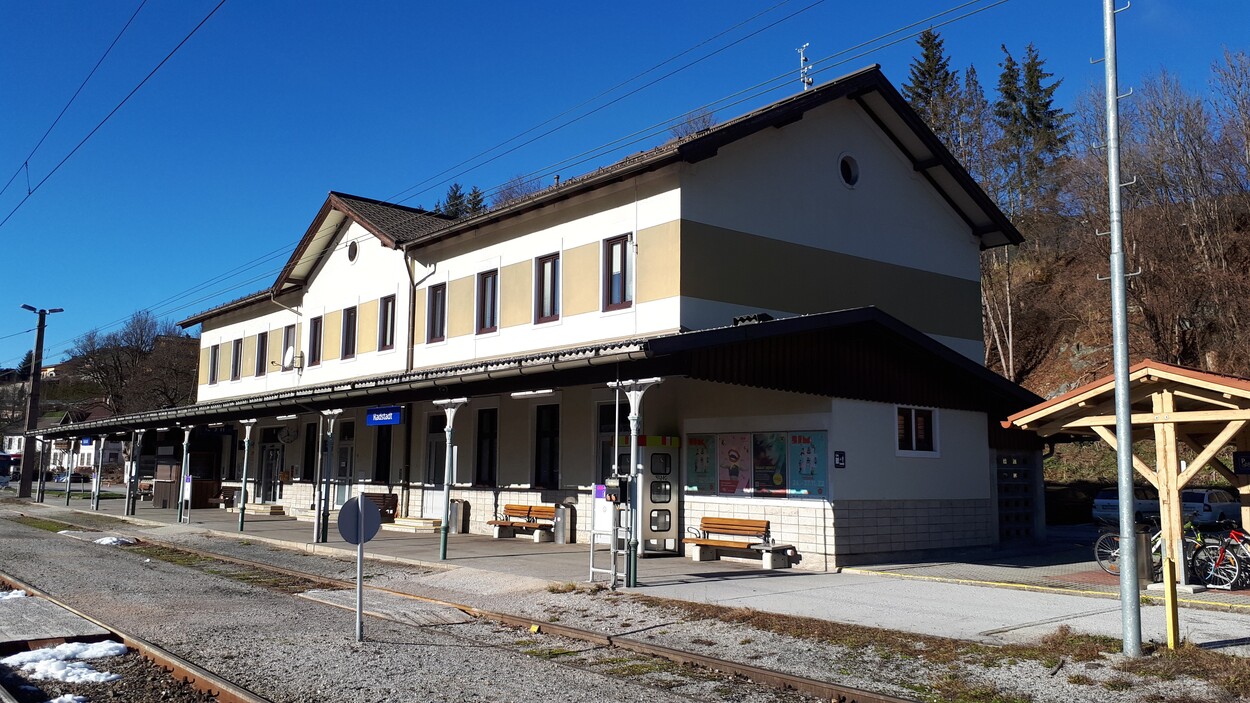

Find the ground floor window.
xmin=426 ymin=414 xmax=447 ymax=484
xmin=475 ymin=408 xmax=497 ymax=486
xmin=301 ymin=422 xmax=317 ymax=481
xmin=896 ymin=406 xmax=937 ymax=455
xmin=374 ymin=424 xmax=392 ymax=483
xmin=534 ymin=404 xmax=559 ymax=488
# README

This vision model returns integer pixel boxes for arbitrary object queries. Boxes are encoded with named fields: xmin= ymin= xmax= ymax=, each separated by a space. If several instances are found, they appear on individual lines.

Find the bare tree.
xmin=69 ymin=311 xmax=198 ymax=415
xmin=669 ymin=107 xmax=718 ymax=140
xmin=491 ymin=174 xmax=544 ymax=208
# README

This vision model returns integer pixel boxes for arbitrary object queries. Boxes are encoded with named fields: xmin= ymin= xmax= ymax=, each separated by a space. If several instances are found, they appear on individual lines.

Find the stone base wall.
xmin=831 ymin=498 xmax=995 ymax=566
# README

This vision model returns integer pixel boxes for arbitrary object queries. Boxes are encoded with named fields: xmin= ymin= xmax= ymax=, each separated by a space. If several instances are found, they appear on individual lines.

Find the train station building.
xmin=30 ymin=66 xmax=1042 ymax=569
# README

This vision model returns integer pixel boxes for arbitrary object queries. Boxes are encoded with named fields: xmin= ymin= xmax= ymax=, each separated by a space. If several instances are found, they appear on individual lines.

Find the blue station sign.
xmin=366 ymin=406 xmax=403 ymax=427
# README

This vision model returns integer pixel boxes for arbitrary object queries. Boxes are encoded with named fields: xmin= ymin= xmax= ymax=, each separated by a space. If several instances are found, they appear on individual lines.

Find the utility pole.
xmin=18 ymin=304 xmax=62 ymax=498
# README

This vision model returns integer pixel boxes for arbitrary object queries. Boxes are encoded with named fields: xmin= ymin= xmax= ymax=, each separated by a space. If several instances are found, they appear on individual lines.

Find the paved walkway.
xmin=9 ymin=493 xmax=1250 ymax=656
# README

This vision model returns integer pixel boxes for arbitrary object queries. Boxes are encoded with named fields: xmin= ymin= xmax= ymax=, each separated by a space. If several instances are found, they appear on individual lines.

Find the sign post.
xmin=337 ymin=495 xmax=381 ymax=642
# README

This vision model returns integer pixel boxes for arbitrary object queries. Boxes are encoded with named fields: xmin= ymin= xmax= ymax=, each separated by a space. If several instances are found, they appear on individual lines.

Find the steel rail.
xmin=0 ymin=571 xmax=273 ymax=703
xmin=106 ymin=534 xmax=917 ymax=703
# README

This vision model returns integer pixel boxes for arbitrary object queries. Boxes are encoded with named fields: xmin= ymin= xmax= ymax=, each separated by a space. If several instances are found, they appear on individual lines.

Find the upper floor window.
xmin=230 ymin=339 xmax=243 ymax=381
xmin=378 ymin=295 xmax=396 ymax=351
xmin=477 ymin=269 xmax=498 ymax=334
xmin=281 ymin=324 xmax=296 ymax=370
xmin=308 ymin=316 xmax=323 ymax=367
xmin=342 ymin=306 xmax=357 ymax=360
xmin=897 ymin=406 xmax=938 ymax=455
xmin=603 ymin=234 xmax=633 ymax=311
xmin=427 ymin=284 xmax=446 ymax=343
xmin=255 ymin=331 xmax=268 ymax=377
xmin=535 ymin=253 xmax=560 ymax=324
xmin=208 ymin=345 xmax=220 ymax=385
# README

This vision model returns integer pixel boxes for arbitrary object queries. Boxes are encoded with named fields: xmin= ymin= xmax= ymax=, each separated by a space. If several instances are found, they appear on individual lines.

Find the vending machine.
xmin=617 ymin=435 xmax=680 ymax=556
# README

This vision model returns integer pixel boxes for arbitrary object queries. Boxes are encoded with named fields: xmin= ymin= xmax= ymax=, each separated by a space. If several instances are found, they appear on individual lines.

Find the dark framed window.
xmin=897 ymin=407 xmax=937 ymax=453
xmin=208 ymin=345 xmax=220 ymax=385
xmin=230 ymin=339 xmax=243 ymax=381
xmin=535 ymin=253 xmax=559 ymax=324
xmin=425 ymin=413 xmax=447 ymax=484
xmin=373 ymin=424 xmax=392 ymax=483
xmin=255 ymin=331 xmax=268 ymax=377
xmin=603 ymin=234 xmax=632 ymax=311
xmin=378 ymin=295 xmax=396 ymax=351
xmin=475 ymin=408 xmax=498 ymax=486
xmin=301 ymin=422 xmax=318 ymax=481
xmin=534 ymin=404 xmax=560 ymax=488
xmin=342 ymin=306 xmax=357 ymax=360
xmin=282 ymin=324 xmax=296 ymax=370
xmin=308 ymin=316 xmax=323 ymax=367
xmin=427 ymin=284 xmax=446 ymax=343
xmin=477 ymin=270 xmax=498 ymax=334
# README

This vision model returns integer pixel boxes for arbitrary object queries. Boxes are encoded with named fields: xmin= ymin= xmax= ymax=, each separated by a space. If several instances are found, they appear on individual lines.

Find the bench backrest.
xmin=362 ymin=493 xmax=399 ymax=516
xmin=502 ymin=503 xmax=557 ymax=521
xmin=699 ymin=517 xmax=769 ymax=539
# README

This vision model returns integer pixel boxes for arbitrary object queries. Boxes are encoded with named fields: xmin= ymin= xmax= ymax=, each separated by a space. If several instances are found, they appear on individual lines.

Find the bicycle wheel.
xmin=1191 ymin=544 xmax=1240 ymax=589
xmin=1094 ymin=532 xmax=1121 ymax=575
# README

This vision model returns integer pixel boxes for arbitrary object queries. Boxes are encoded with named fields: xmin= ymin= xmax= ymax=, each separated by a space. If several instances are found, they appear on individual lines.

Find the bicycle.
xmin=1093 ymin=517 xmax=1206 ymax=582
xmin=1189 ymin=520 xmax=1249 ymax=590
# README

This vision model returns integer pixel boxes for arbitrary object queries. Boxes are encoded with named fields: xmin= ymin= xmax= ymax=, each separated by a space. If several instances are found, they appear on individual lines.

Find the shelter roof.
xmin=1006 ymin=359 xmax=1250 ymax=441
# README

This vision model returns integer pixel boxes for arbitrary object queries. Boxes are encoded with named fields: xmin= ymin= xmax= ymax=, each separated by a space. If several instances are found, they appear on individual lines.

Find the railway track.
xmin=0 ymin=572 xmax=272 ymax=703
xmin=3 ymin=513 xmax=919 ymax=703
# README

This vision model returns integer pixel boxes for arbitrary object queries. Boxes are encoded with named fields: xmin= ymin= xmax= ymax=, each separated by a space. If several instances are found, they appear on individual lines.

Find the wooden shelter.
xmin=1007 ymin=360 xmax=1250 ymax=581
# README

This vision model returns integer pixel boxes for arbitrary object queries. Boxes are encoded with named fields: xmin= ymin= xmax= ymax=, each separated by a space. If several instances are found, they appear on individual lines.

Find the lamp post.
xmin=238 ymin=419 xmax=256 ymax=531
xmin=18 ymin=304 xmax=62 ymax=498
xmin=607 ymin=377 xmax=663 ymax=588
xmin=433 ymin=398 xmax=468 ymax=561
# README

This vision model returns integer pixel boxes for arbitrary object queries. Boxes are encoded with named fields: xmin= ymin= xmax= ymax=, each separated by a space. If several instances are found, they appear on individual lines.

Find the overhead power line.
xmin=0 ymin=0 xmax=228 ymax=232
xmin=0 ymin=0 xmax=149 ymax=202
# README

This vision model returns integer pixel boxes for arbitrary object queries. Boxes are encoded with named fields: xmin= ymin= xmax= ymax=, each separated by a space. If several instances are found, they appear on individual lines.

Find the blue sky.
xmin=2 ymin=0 xmax=1246 ymax=369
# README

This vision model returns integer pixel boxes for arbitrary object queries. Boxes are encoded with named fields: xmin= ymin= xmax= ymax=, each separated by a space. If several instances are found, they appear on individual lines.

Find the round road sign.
xmin=337 ymin=496 xmax=382 ymax=545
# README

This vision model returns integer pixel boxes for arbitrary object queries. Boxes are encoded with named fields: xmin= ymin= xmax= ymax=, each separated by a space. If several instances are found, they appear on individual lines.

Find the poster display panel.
xmin=788 ymin=431 xmax=828 ymax=497
xmin=752 ymin=433 xmax=788 ymax=497
xmin=717 ymin=433 xmax=751 ymax=495
xmin=684 ymin=434 xmax=717 ymax=494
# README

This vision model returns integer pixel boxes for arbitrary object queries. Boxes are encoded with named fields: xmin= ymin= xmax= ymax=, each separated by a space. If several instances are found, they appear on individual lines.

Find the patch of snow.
xmin=43 ymin=695 xmax=87 ymax=703
xmin=2 ymin=641 xmax=127 ymax=684
xmin=0 ymin=589 xmax=28 ymax=599
xmin=94 ymin=536 xmax=134 ymax=546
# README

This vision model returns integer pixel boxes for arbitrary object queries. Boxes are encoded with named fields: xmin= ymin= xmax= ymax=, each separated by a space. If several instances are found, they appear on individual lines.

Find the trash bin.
xmin=553 ymin=504 xmax=574 ymax=544
xmin=449 ymin=499 xmax=470 ymax=534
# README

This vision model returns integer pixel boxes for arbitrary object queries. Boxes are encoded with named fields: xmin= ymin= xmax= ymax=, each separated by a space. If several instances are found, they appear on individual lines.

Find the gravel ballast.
xmin=0 ymin=505 xmax=1236 ymax=702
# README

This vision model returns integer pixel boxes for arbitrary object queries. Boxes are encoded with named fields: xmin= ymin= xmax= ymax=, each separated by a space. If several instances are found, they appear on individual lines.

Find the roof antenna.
xmin=797 ymin=43 xmax=813 ymax=91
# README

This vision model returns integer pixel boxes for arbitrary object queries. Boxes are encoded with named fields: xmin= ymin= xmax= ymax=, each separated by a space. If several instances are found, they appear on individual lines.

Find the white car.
xmin=1181 ymin=488 xmax=1240 ymax=524
xmin=0 ymin=474 xmax=8 ymax=489
xmin=1091 ymin=486 xmax=1160 ymax=524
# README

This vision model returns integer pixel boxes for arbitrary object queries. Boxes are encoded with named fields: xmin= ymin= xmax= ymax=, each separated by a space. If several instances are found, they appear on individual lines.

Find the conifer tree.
xmin=902 ymin=29 xmax=962 ymax=147
xmin=441 ymin=183 xmax=467 ymax=218
xmin=466 ymin=186 xmax=486 ymax=215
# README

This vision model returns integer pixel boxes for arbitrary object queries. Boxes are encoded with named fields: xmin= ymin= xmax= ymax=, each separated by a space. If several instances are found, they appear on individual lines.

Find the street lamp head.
xmin=20 ymin=304 xmax=36 ymax=312
xmin=48 ymin=308 xmax=63 ymax=314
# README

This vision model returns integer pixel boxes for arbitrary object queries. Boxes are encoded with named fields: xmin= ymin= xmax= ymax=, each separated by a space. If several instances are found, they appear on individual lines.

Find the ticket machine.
xmin=617 ymin=435 xmax=680 ymax=556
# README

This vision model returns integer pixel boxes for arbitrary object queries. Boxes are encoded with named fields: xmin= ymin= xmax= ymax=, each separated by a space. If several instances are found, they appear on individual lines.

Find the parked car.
xmin=1182 ymin=488 xmax=1240 ymax=524
xmin=54 ymin=472 xmax=91 ymax=484
xmin=1091 ymin=486 xmax=1161 ymax=524
xmin=0 ymin=474 xmax=8 ymax=489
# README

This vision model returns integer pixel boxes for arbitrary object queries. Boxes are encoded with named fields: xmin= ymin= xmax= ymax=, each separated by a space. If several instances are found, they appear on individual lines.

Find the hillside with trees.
xmin=904 ymin=31 xmax=1250 ymax=400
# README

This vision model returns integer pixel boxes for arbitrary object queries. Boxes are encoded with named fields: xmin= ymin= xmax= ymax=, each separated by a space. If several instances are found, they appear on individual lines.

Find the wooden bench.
xmin=487 ymin=504 xmax=557 ymax=542
xmin=209 ymin=486 xmax=239 ymax=509
xmin=362 ymin=493 xmax=398 ymax=523
xmin=682 ymin=517 xmax=794 ymax=569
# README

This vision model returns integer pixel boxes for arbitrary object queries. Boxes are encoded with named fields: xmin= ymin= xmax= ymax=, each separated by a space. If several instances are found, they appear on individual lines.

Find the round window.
xmin=839 ymin=154 xmax=859 ymax=188
xmin=347 ymin=240 xmax=359 ymax=262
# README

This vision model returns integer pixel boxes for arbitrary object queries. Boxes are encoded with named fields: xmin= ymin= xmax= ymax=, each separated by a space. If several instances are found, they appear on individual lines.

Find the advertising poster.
xmin=717 ymin=433 xmax=751 ymax=495
xmin=752 ymin=433 xmax=788 ymax=497
xmin=684 ymin=434 xmax=717 ymax=494
xmin=788 ymin=431 xmax=828 ymax=497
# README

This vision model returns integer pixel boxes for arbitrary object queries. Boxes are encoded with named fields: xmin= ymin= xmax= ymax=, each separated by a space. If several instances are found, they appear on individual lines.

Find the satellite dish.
xmin=283 ymin=346 xmax=296 ymax=370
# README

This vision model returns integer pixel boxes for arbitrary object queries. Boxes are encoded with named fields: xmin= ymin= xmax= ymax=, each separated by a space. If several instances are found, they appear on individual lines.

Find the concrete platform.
xmin=0 ymin=596 xmax=109 ymax=653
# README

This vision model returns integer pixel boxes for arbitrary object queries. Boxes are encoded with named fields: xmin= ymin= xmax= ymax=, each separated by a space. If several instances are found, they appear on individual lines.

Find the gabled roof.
xmin=399 ymin=65 xmax=1023 ymax=252
xmin=1006 ymin=359 xmax=1250 ymax=441
xmin=179 ymin=192 xmax=448 ymax=327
